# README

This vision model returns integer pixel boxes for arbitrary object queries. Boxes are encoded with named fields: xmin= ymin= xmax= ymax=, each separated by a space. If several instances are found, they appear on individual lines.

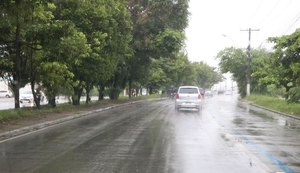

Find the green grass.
xmin=246 ymin=94 xmax=300 ymax=117
xmin=0 ymin=103 xmax=74 ymax=122
xmin=0 ymin=95 xmax=160 ymax=122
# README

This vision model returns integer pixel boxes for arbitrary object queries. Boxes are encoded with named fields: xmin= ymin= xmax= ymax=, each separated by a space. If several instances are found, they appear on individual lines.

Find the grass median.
xmin=0 ymin=94 xmax=162 ymax=123
xmin=246 ymin=94 xmax=300 ymax=117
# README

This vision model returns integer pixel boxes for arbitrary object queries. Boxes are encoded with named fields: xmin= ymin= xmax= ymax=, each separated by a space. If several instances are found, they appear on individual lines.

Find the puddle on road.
xmin=282 ymin=120 xmax=300 ymax=130
xmin=220 ymin=133 xmax=230 ymax=142
xmin=232 ymin=117 xmax=244 ymax=126
xmin=249 ymin=110 xmax=276 ymax=121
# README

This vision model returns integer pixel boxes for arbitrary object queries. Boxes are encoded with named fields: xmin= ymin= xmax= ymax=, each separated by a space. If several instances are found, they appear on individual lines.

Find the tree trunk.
xmin=284 ymin=85 xmax=292 ymax=100
xmin=48 ymin=97 xmax=56 ymax=107
xmin=72 ymin=87 xmax=83 ymax=105
xmin=13 ymin=83 xmax=20 ymax=109
xmin=85 ymin=84 xmax=91 ymax=104
xmin=135 ymin=87 xmax=140 ymax=96
xmin=149 ymin=86 xmax=153 ymax=95
xmin=31 ymin=82 xmax=41 ymax=109
xmin=14 ymin=3 xmax=21 ymax=109
xmin=128 ymin=79 xmax=132 ymax=99
xmin=98 ymin=85 xmax=105 ymax=100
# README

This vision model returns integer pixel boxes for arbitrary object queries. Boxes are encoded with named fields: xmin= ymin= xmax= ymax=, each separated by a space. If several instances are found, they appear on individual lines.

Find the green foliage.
xmin=217 ymin=47 xmax=248 ymax=97
xmin=147 ymin=58 xmax=170 ymax=92
xmin=218 ymin=47 xmax=274 ymax=97
xmin=126 ymin=0 xmax=189 ymax=96
xmin=146 ymin=51 xmax=221 ymax=93
xmin=191 ymin=62 xmax=222 ymax=89
xmin=50 ymin=0 xmax=132 ymax=104
xmin=266 ymin=84 xmax=285 ymax=97
xmin=269 ymin=29 xmax=300 ymax=101
xmin=108 ymin=64 xmax=128 ymax=100
xmin=0 ymin=0 xmax=57 ymax=108
xmin=287 ymin=87 xmax=300 ymax=103
xmin=250 ymin=48 xmax=274 ymax=93
xmin=40 ymin=62 xmax=74 ymax=104
xmin=171 ymin=53 xmax=194 ymax=86
xmin=155 ymin=29 xmax=185 ymax=57
xmin=0 ymin=0 xmax=193 ymax=107
xmin=218 ymin=29 xmax=300 ymax=103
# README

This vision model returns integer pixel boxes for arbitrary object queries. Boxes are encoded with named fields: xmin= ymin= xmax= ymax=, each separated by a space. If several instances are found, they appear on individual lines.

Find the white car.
xmin=175 ymin=86 xmax=203 ymax=111
xmin=0 ymin=90 xmax=13 ymax=98
xmin=20 ymin=90 xmax=34 ymax=103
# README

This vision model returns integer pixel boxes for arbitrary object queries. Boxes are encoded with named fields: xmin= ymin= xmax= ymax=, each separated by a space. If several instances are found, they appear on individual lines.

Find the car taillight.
xmin=176 ymin=93 xmax=179 ymax=99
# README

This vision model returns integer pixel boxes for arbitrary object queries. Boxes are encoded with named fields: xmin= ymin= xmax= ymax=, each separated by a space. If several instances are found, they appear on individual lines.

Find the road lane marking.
xmin=239 ymin=135 xmax=293 ymax=173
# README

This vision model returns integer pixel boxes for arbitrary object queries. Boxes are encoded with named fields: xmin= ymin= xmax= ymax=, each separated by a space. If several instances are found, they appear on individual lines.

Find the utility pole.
xmin=240 ymin=28 xmax=260 ymax=96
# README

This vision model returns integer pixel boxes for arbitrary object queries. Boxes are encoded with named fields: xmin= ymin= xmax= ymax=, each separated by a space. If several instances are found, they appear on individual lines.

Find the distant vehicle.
xmin=224 ymin=90 xmax=233 ymax=95
xmin=218 ymin=90 xmax=225 ymax=94
xmin=20 ymin=90 xmax=34 ymax=103
xmin=204 ymin=90 xmax=213 ymax=97
xmin=0 ymin=90 xmax=13 ymax=98
xmin=175 ymin=86 xmax=203 ymax=111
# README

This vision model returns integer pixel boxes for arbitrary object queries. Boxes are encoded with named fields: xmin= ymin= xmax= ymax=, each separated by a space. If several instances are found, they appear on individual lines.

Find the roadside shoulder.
xmin=241 ymin=99 xmax=300 ymax=121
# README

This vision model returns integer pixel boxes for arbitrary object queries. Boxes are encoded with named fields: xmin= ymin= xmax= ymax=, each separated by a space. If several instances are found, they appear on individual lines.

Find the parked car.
xmin=0 ymin=90 xmax=13 ymax=98
xmin=20 ymin=90 xmax=34 ymax=103
xmin=175 ymin=86 xmax=203 ymax=111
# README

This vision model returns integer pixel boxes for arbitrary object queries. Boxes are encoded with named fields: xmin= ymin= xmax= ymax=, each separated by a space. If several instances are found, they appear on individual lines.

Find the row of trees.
xmin=0 ymin=0 xmax=222 ymax=108
xmin=217 ymin=29 xmax=300 ymax=102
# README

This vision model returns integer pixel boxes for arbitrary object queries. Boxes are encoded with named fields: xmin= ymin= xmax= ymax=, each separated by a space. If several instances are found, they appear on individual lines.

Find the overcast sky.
xmin=185 ymin=0 xmax=300 ymax=67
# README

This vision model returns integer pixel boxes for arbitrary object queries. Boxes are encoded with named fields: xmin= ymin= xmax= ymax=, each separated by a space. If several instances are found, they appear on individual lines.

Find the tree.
xmin=250 ymin=48 xmax=276 ymax=94
xmin=55 ymin=31 xmax=91 ymax=105
xmin=217 ymin=47 xmax=248 ymax=97
xmin=171 ymin=52 xmax=194 ymax=87
xmin=191 ymin=62 xmax=222 ymax=89
xmin=125 ymin=0 xmax=189 ymax=97
xmin=269 ymin=29 xmax=300 ymax=101
xmin=147 ymin=58 xmax=170 ymax=94
xmin=52 ymin=0 xmax=132 ymax=104
xmin=0 ymin=0 xmax=62 ymax=108
xmin=39 ymin=62 xmax=74 ymax=107
xmin=0 ymin=0 xmax=39 ymax=108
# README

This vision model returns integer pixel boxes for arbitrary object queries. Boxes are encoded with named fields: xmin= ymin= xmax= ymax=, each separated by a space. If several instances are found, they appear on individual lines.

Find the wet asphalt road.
xmin=0 ymin=94 xmax=300 ymax=173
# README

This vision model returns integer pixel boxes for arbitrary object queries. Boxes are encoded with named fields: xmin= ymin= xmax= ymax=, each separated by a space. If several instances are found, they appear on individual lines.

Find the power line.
xmin=284 ymin=12 xmax=300 ymax=34
xmin=248 ymin=0 xmax=264 ymax=25
xmin=257 ymin=0 xmax=281 ymax=27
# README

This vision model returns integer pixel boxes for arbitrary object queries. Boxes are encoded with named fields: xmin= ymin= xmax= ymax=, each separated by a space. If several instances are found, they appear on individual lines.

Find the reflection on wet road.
xmin=0 ymin=94 xmax=300 ymax=172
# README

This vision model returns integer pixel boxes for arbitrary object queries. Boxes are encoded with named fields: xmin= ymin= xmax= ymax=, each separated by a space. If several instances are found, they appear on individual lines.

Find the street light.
xmin=222 ymin=34 xmax=235 ymax=47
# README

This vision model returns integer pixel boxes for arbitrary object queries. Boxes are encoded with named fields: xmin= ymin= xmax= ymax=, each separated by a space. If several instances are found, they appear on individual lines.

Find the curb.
xmin=0 ymin=101 xmax=138 ymax=142
xmin=248 ymin=102 xmax=300 ymax=121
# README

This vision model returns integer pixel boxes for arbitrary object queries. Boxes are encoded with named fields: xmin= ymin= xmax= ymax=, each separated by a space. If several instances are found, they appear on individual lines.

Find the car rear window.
xmin=179 ymin=88 xmax=198 ymax=94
